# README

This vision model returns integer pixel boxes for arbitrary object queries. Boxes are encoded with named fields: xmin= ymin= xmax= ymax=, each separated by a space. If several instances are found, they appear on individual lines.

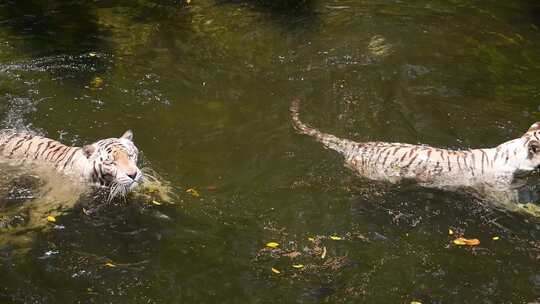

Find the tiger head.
xmin=516 ymin=122 xmax=540 ymax=171
xmin=82 ymin=130 xmax=143 ymax=198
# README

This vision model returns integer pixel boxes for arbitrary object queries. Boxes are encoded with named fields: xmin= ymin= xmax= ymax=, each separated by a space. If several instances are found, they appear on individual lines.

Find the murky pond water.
xmin=1 ymin=0 xmax=540 ymax=302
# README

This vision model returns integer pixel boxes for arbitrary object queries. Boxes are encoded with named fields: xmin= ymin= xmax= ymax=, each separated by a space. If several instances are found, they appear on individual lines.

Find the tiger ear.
xmin=121 ymin=130 xmax=133 ymax=141
xmin=527 ymin=122 xmax=540 ymax=133
xmin=83 ymin=144 xmax=96 ymax=158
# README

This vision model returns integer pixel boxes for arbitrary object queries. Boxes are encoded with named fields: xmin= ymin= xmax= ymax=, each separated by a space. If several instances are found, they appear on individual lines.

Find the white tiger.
xmin=291 ymin=98 xmax=540 ymax=189
xmin=0 ymin=129 xmax=143 ymax=199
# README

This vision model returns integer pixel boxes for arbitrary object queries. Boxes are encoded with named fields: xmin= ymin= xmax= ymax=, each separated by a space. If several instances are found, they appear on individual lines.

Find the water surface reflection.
xmin=1 ymin=0 xmax=540 ymax=303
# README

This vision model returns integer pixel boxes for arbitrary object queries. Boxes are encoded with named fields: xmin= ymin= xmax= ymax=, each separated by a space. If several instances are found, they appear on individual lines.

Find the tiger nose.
xmin=127 ymin=172 xmax=137 ymax=180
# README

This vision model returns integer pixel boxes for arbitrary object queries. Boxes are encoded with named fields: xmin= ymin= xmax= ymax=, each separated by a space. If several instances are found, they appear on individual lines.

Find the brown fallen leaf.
xmin=282 ymin=251 xmax=301 ymax=258
xmin=206 ymin=185 xmax=218 ymax=191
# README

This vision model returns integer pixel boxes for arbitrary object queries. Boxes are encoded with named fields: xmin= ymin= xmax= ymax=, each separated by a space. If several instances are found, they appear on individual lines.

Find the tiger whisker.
xmin=107 ymin=183 xmax=117 ymax=203
xmin=108 ymin=182 xmax=123 ymax=203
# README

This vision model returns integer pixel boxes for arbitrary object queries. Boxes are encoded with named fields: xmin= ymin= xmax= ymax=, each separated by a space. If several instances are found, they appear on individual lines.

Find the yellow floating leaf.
xmin=186 ymin=188 xmax=200 ymax=197
xmin=492 ymin=236 xmax=500 ymax=241
xmin=307 ymin=237 xmax=315 ymax=242
xmin=47 ymin=216 xmax=56 ymax=223
xmin=271 ymin=267 xmax=280 ymax=274
xmin=453 ymin=238 xmax=466 ymax=245
xmin=463 ymin=238 xmax=480 ymax=246
xmin=453 ymin=238 xmax=480 ymax=246
xmin=266 ymin=242 xmax=279 ymax=248
xmin=411 ymin=301 xmax=422 ymax=304
xmin=448 ymin=229 xmax=454 ymax=235
xmin=152 ymin=200 xmax=162 ymax=206
xmin=89 ymin=52 xmax=97 ymax=57
xmin=105 ymin=262 xmax=116 ymax=268
xmin=91 ymin=76 xmax=104 ymax=88
xmin=330 ymin=235 xmax=343 ymax=240
xmin=292 ymin=264 xmax=304 ymax=269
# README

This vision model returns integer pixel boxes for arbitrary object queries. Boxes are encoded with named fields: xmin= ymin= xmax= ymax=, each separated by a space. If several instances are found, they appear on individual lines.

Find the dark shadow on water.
xmin=0 ymin=187 xmax=177 ymax=302
xmin=217 ymin=0 xmax=319 ymax=28
xmin=0 ymin=0 xmax=113 ymax=56
xmin=220 ymin=0 xmax=315 ymax=11
xmin=530 ymin=4 xmax=540 ymax=26
xmin=0 ymin=1 xmax=117 ymax=95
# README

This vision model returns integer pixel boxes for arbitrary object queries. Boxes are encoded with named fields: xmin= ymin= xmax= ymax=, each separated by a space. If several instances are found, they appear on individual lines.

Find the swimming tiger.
xmin=0 ymin=129 xmax=143 ymax=199
xmin=291 ymin=98 xmax=540 ymax=189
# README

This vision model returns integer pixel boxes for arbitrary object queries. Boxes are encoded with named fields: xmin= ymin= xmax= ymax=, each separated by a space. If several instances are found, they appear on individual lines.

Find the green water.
xmin=1 ymin=0 xmax=540 ymax=302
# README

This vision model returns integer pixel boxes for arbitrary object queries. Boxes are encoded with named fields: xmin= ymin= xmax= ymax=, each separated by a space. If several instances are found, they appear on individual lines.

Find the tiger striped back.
xmin=0 ymin=129 xmax=84 ymax=171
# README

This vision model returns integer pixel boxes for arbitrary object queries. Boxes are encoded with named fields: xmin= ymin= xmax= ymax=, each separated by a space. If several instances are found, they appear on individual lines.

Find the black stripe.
xmin=40 ymin=141 xmax=55 ymax=158
xmin=45 ymin=145 xmax=63 ymax=161
xmin=62 ymin=148 xmax=80 ymax=170
xmin=381 ymin=147 xmax=393 ymax=166
xmin=34 ymin=142 xmax=45 ymax=159
xmin=0 ymin=133 xmax=19 ymax=153
xmin=399 ymin=149 xmax=409 ymax=162
xmin=470 ymin=150 xmax=476 ymax=174
xmin=480 ymin=149 xmax=487 ymax=174
xmin=53 ymin=146 xmax=70 ymax=163
xmin=23 ymin=140 xmax=34 ymax=156
xmin=9 ymin=137 xmax=30 ymax=156
xmin=403 ymin=153 xmax=418 ymax=168
xmin=52 ymin=146 xmax=68 ymax=161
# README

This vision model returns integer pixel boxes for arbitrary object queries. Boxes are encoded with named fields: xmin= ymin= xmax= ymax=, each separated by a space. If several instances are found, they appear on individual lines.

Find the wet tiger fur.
xmin=0 ymin=129 xmax=143 ymax=199
xmin=291 ymin=98 xmax=540 ymax=189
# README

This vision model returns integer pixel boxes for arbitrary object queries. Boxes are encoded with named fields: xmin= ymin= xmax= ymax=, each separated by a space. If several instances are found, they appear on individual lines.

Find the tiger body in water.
xmin=0 ymin=129 xmax=143 ymax=199
xmin=291 ymin=98 xmax=540 ymax=189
